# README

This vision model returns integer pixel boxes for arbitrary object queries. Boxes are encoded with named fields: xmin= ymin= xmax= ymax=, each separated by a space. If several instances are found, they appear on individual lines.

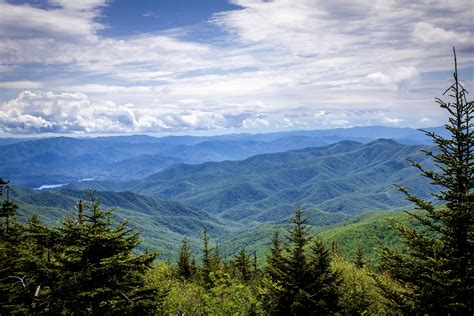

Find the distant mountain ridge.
xmin=122 ymin=139 xmax=436 ymax=222
xmin=1 ymin=126 xmax=442 ymax=188
xmin=5 ymin=135 xmax=442 ymax=259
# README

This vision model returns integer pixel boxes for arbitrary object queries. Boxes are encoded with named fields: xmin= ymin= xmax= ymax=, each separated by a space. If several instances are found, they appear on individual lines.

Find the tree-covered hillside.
xmin=1 ymin=125 xmax=443 ymax=188
xmin=131 ymin=139 xmax=437 ymax=221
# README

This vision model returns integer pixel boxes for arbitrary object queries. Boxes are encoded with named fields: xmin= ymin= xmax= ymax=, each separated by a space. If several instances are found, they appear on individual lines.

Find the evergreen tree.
xmin=262 ymin=229 xmax=287 ymax=313
xmin=0 ymin=211 xmax=59 ymax=314
xmin=379 ymin=48 xmax=473 ymax=314
xmin=201 ymin=227 xmax=213 ymax=288
xmin=177 ymin=236 xmax=193 ymax=280
xmin=49 ymin=196 xmax=162 ymax=314
xmin=262 ymin=208 xmax=341 ymax=314
xmin=0 ymin=200 xmax=18 ymax=236
xmin=306 ymin=238 xmax=340 ymax=314
xmin=354 ymin=245 xmax=365 ymax=268
xmin=252 ymin=250 xmax=258 ymax=279
xmin=211 ymin=241 xmax=222 ymax=271
xmin=285 ymin=207 xmax=312 ymax=314
xmin=233 ymin=248 xmax=251 ymax=282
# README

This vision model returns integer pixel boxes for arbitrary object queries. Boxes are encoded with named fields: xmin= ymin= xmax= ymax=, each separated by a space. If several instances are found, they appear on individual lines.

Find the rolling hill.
xmin=0 ymin=126 xmax=442 ymax=188
xmin=129 ymin=139 xmax=436 ymax=222
xmin=10 ymin=188 xmax=236 ymax=260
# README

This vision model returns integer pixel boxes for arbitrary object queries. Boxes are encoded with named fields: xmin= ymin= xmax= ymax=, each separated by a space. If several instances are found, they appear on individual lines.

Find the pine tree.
xmin=201 ymin=227 xmax=213 ymax=288
xmin=0 ymin=213 xmax=58 ymax=314
xmin=252 ymin=250 xmax=258 ymax=279
xmin=49 ymin=196 xmax=162 ymax=314
xmin=306 ymin=238 xmax=340 ymax=314
xmin=233 ymin=248 xmax=251 ymax=282
xmin=285 ymin=207 xmax=311 ymax=314
xmin=262 ymin=229 xmax=287 ymax=314
xmin=177 ymin=236 xmax=193 ymax=280
xmin=354 ymin=245 xmax=365 ymax=268
xmin=379 ymin=48 xmax=473 ymax=314
xmin=262 ymin=209 xmax=341 ymax=314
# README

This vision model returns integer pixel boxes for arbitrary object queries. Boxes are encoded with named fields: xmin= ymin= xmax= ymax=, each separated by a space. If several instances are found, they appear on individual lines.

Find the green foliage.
xmin=379 ymin=49 xmax=474 ymax=314
xmin=135 ymin=139 xmax=436 ymax=221
xmin=332 ymin=255 xmax=391 ymax=314
xmin=201 ymin=227 xmax=213 ymax=288
xmin=204 ymin=271 xmax=264 ymax=315
xmin=0 ymin=196 xmax=163 ymax=315
xmin=232 ymin=248 xmax=251 ymax=282
xmin=262 ymin=209 xmax=341 ymax=314
xmin=176 ymin=236 xmax=194 ymax=280
xmin=163 ymin=281 xmax=207 ymax=315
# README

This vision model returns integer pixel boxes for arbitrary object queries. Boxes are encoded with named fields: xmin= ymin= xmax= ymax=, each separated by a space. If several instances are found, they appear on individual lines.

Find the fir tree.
xmin=177 ymin=236 xmax=193 ymax=280
xmin=379 ymin=48 xmax=473 ymax=314
xmin=306 ymin=238 xmax=340 ymax=314
xmin=262 ymin=229 xmax=287 ymax=314
xmin=49 ymin=196 xmax=163 ymax=314
xmin=263 ymin=209 xmax=341 ymax=314
xmin=233 ymin=248 xmax=251 ymax=282
xmin=285 ymin=207 xmax=311 ymax=314
xmin=252 ymin=250 xmax=258 ymax=279
xmin=354 ymin=245 xmax=365 ymax=268
xmin=201 ymin=227 xmax=213 ymax=288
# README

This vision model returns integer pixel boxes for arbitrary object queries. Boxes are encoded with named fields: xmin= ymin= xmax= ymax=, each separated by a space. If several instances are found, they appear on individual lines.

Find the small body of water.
xmin=79 ymin=178 xmax=94 ymax=182
xmin=34 ymin=183 xmax=68 ymax=191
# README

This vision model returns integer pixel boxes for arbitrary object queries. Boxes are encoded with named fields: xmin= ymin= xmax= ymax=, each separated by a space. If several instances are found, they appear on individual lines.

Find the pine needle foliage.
xmin=176 ymin=236 xmax=193 ymax=280
xmin=379 ymin=48 xmax=473 ymax=314
xmin=262 ymin=208 xmax=340 ymax=314
xmin=1 ymin=194 xmax=163 ymax=315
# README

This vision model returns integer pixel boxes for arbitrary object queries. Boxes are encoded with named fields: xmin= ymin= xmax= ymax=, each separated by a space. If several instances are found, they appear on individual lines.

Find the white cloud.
xmin=0 ymin=0 xmax=103 ymax=42
xmin=0 ymin=81 xmax=44 ymax=89
xmin=413 ymin=22 xmax=472 ymax=45
xmin=0 ymin=91 xmax=263 ymax=134
xmin=313 ymin=111 xmax=351 ymax=128
xmin=383 ymin=117 xmax=404 ymax=125
xmin=367 ymin=66 xmax=419 ymax=90
xmin=242 ymin=117 xmax=270 ymax=129
xmin=0 ymin=0 xmax=472 ymax=134
xmin=418 ymin=117 xmax=436 ymax=125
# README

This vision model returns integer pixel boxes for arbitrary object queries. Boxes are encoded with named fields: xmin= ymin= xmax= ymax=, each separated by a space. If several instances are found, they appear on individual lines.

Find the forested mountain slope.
xmin=131 ymin=139 xmax=436 ymax=222
xmin=0 ymin=126 xmax=442 ymax=188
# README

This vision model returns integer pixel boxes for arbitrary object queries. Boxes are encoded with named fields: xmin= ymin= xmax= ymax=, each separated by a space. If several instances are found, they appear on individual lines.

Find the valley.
xmin=2 ymin=126 xmax=440 ymax=260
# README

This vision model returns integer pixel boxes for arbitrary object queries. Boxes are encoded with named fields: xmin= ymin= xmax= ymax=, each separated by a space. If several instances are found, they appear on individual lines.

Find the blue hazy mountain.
xmin=127 ymin=139 xmax=436 ymax=222
xmin=0 ymin=126 xmax=441 ymax=188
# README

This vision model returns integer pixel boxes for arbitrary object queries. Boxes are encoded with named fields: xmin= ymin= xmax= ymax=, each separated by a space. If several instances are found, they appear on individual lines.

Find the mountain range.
xmin=2 ymin=127 xmax=442 ymax=259
xmin=0 ymin=126 xmax=444 ymax=188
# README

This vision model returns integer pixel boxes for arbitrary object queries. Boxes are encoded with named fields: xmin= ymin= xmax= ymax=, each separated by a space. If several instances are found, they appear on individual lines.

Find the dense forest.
xmin=1 ymin=53 xmax=472 ymax=314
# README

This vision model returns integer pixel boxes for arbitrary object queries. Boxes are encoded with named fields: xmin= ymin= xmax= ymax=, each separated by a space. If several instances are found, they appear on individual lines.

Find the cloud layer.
xmin=0 ymin=0 xmax=473 ymax=135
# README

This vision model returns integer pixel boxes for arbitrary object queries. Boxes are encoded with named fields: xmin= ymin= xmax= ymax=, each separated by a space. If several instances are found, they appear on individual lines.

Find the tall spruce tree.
xmin=285 ymin=207 xmax=312 ymax=314
xmin=379 ymin=48 xmax=473 ymax=314
xmin=233 ymin=248 xmax=251 ymax=282
xmin=263 ymin=209 xmax=341 ymax=314
xmin=49 ymin=196 xmax=162 ymax=314
xmin=306 ymin=238 xmax=340 ymax=314
xmin=201 ymin=227 xmax=213 ymax=288
xmin=177 ymin=236 xmax=193 ymax=280
xmin=262 ymin=229 xmax=287 ymax=314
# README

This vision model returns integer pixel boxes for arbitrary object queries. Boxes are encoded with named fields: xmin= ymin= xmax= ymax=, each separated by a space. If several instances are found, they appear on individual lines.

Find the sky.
xmin=0 ymin=0 xmax=473 ymax=136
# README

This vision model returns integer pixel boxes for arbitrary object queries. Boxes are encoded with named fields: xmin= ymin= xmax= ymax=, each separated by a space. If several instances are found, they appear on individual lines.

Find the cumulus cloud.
xmin=0 ymin=0 xmax=104 ymax=42
xmin=413 ymin=22 xmax=472 ymax=45
xmin=0 ymin=0 xmax=472 ymax=134
xmin=367 ymin=66 xmax=419 ymax=90
xmin=0 ymin=91 xmax=262 ymax=134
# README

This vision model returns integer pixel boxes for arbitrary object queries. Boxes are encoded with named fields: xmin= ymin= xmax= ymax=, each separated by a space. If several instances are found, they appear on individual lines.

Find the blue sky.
xmin=0 ymin=0 xmax=473 ymax=136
